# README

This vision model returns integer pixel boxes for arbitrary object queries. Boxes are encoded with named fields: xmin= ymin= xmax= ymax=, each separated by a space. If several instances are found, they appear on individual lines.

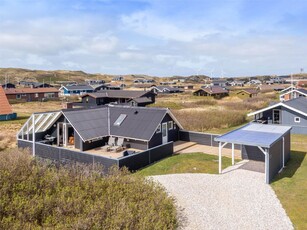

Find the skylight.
xmin=114 ymin=114 xmax=127 ymax=126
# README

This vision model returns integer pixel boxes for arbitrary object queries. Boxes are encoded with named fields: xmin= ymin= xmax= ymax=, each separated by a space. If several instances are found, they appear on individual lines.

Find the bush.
xmin=0 ymin=149 xmax=177 ymax=229
xmin=173 ymin=109 xmax=246 ymax=131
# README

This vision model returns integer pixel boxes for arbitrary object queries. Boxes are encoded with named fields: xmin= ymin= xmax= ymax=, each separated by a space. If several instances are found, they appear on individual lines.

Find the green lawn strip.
xmin=271 ymin=134 xmax=307 ymax=229
xmin=271 ymin=151 xmax=307 ymax=229
xmin=136 ymin=153 xmax=234 ymax=176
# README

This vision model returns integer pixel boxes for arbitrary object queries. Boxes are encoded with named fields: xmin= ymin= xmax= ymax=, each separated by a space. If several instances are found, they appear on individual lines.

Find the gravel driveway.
xmin=152 ymin=169 xmax=293 ymax=230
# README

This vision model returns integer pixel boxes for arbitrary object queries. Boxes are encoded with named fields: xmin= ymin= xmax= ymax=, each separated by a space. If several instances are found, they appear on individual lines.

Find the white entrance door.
xmin=162 ymin=122 xmax=168 ymax=144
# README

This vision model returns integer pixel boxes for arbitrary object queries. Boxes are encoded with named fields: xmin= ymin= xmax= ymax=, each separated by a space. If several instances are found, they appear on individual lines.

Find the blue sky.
xmin=0 ymin=0 xmax=306 ymax=77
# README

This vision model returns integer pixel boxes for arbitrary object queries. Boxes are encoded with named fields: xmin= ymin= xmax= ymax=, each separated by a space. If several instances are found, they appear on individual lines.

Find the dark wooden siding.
xmin=242 ymin=145 xmax=265 ymax=161
xmin=148 ymin=113 xmax=179 ymax=148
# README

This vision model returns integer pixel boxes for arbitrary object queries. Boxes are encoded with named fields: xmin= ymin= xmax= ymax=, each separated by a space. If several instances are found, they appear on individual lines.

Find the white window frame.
xmin=35 ymin=93 xmax=39 ymax=98
xmin=168 ymin=121 xmax=173 ymax=130
xmin=294 ymin=117 xmax=301 ymax=123
xmin=156 ymin=124 xmax=161 ymax=133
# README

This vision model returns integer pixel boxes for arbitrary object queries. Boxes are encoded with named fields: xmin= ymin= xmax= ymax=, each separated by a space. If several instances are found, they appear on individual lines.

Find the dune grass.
xmin=0 ymin=149 xmax=177 ymax=229
xmin=136 ymin=153 xmax=234 ymax=176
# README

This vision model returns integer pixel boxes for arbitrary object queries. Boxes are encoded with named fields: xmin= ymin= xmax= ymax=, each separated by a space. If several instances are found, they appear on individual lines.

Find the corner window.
xmin=174 ymin=123 xmax=177 ymax=129
xmin=156 ymin=124 xmax=161 ymax=133
xmin=168 ymin=121 xmax=173 ymax=130
xmin=294 ymin=117 xmax=301 ymax=123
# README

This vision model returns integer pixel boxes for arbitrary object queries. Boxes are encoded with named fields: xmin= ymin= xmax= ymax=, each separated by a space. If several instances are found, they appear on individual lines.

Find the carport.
xmin=214 ymin=123 xmax=292 ymax=183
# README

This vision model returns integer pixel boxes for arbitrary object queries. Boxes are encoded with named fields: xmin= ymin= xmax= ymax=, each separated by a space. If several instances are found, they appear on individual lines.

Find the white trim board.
xmin=248 ymin=102 xmax=307 ymax=117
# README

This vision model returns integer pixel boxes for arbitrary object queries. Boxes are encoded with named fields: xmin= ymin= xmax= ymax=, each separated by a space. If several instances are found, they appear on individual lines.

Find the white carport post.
xmin=282 ymin=137 xmax=285 ymax=168
xmin=258 ymin=146 xmax=269 ymax=184
xmin=32 ymin=114 xmax=36 ymax=157
xmin=219 ymin=142 xmax=228 ymax=174
xmin=219 ymin=142 xmax=222 ymax=174
xmin=231 ymin=143 xmax=235 ymax=165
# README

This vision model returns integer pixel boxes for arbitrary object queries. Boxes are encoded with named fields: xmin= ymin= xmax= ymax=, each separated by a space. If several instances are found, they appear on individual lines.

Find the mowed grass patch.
xmin=136 ymin=153 xmax=233 ymax=176
xmin=271 ymin=134 xmax=307 ymax=229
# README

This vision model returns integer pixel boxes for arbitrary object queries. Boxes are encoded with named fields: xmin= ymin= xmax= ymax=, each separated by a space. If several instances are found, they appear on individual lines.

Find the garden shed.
xmin=215 ymin=123 xmax=291 ymax=183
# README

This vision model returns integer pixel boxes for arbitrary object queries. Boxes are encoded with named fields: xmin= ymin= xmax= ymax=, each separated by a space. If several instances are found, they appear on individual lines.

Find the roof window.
xmin=114 ymin=114 xmax=127 ymax=126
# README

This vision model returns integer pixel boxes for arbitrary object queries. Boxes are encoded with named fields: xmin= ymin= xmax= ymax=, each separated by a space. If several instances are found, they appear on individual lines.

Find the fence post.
xmin=211 ymin=134 xmax=213 ymax=147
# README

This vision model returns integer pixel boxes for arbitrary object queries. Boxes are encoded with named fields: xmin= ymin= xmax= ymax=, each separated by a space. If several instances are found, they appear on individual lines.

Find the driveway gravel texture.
xmin=152 ymin=169 xmax=293 ymax=230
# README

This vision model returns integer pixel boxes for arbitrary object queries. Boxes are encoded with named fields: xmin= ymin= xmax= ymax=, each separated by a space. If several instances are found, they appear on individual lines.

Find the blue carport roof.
xmin=214 ymin=123 xmax=292 ymax=148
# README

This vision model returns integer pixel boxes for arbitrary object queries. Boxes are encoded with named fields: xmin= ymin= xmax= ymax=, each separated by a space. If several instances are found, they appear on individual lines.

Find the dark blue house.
xmin=248 ymin=97 xmax=307 ymax=134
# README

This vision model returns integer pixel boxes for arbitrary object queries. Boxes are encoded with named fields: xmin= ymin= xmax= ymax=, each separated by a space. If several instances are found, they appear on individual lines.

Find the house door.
xmin=273 ymin=109 xmax=281 ymax=124
xmin=162 ymin=122 xmax=168 ymax=144
xmin=57 ymin=123 xmax=70 ymax=146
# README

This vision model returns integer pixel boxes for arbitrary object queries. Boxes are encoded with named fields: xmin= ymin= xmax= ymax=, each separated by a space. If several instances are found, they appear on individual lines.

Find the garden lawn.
xmin=271 ymin=134 xmax=307 ymax=229
xmin=136 ymin=153 xmax=234 ymax=176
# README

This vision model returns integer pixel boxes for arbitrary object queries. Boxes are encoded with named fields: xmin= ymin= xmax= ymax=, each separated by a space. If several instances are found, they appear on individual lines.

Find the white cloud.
xmin=26 ymin=54 xmax=51 ymax=66
xmin=121 ymin=11 xmax=219 ymax=42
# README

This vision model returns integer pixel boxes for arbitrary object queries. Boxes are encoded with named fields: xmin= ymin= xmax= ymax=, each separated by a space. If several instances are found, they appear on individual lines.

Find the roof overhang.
xmin=247 ymin=102 xmax=307 ymax=117
xmin=214 ymin=123 xmax=292 ymax=148
xmin=280 ymin=89 xmax=307 ymax=97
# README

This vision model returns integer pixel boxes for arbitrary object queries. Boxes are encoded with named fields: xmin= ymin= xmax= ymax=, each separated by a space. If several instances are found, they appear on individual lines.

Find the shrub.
xmin=0 ymin=149 xmax=178 ymax=229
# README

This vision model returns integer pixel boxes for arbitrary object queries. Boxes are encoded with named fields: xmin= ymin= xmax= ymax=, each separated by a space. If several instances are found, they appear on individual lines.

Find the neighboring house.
xmin=17 ymin=105 xmax=183 ymax=151
xmin=279 ymin=88 xmax=307 ymax=101
xmin=133 ymin=83 xmax=156 ymax=89
xmin=2 ymin=83 xmax=16 ymax=89
xmin=91 ymin=83 xmax=124 ymax=91
xmin=248 ymin=97 xmax=307 ymax=134
xmin=112 ymin=76 xmax=124 ymax=81
xmin=247 ymin=79 xmax=262 ymax=85
xmin=160 ymin=82 xmax=176 ymax=85
xmin=0 ymin=86 xmax=17 ymax=120
xmin=236 ymin=89 xmax=259 ymax=99
xmin=5 ymin=88 xmax=59 ymax=102
xmin=134 ymin=79 xmax=155 ymax=84
xmin=19 ymin=81 xmax=36 ymax=87
xmin=257 ymin=85 xmax=285 ymax=92
xmin=173 ymin=85 xmax=194 ymax=90
xmin=59 ymin=85 xmax=94 ymax=96
xmin=194 ymin=86 xmax=229 ymax=99
xmin=211 ymin=79 xmax=227 ymax=87
xmin=229 ymin=81 xmax=245 ymax=87
xmin=18 ymin=81 xmax=53 ymax=88
xmin=279 ymin=85 xmax=296 ymax=94
xmin=85 ymin=79 xmax=105 ymax=85
xmin=31 ymin=82 xmax=54 ymax=88
xmin=151 ymin=86 xmax=183 ymax=94
xmin=265 ymin=80 xmax=274 ymax=85
xmin=79 ymin=90 xmax=155 ymax=107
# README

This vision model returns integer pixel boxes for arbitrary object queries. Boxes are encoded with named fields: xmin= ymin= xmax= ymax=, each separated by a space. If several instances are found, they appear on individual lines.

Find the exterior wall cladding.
xmin=6 ymin=92 xmax=59 ymax=101
xmin=260 ymin=106 xmax=307 ymax=134
xmin=241 ymin=132 xmax=291 ymax=183
xmin=148 ymin=114 xmax=179 ymax=148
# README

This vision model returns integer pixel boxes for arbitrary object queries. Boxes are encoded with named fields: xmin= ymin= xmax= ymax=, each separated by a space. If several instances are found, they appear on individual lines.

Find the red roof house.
xmin=0 ymin=86 xmax=16 ymax=120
